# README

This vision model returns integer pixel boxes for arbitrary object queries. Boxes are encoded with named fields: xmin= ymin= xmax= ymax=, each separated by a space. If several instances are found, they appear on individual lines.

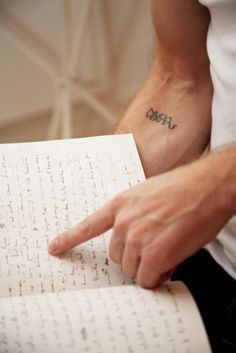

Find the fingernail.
xmin=48 ymin=238 xmax=59 ymax=255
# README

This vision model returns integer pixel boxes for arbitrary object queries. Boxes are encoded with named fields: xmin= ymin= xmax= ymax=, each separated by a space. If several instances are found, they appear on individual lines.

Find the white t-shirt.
xmin=199 ymin=0 xmax=236 ymax=279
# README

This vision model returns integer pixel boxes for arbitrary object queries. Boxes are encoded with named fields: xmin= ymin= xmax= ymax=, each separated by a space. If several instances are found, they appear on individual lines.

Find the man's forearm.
xmin=115 ymin=0 xmax=213 ymax=177
xmin=115 ymin=66 xmax=213 ymax=176
xmin=151 ymin=0 xmax=210 ymax=79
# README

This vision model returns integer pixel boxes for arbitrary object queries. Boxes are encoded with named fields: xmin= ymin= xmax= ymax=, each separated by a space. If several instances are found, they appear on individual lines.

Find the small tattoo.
xmin=146 ymin=108 xmax=177 ymax=130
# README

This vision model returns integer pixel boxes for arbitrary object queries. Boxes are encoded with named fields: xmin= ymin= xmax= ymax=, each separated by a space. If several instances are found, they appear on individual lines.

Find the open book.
xmin=0 ymin=134 xmax=211 ymax=353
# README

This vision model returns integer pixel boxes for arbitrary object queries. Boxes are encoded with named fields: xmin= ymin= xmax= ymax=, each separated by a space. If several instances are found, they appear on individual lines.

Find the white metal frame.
xmin=0 ymin=1 xmax=116 ymax=139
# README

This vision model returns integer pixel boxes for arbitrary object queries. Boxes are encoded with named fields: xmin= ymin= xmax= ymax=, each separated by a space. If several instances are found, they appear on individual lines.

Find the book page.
xmin=0 ymin=134 xmax=145 ymax=298
xmin=0 ymin=282 xmax=211 ymax=353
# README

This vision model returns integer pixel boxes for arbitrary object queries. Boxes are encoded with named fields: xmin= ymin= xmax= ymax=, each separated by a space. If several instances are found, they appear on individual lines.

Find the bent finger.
xmin=109 ymin=236 xmax=125 ymax=264
xmin=121 ymin=221 xmax=151 ymax=277
xmin=122 ymin=242 xmax=140 ymax=278
xmin=136 ymin=256 xmax=172 ymax=289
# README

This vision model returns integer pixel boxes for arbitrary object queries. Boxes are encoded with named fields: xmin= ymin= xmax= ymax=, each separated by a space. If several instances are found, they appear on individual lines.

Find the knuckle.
xmin=110 ymin=193 xmax=126 ymax=212
xmin=126 ymin=236 xmax=140 ymax=249
xmin=114 ymin=216 xmax=130 ymax=234
xmin=126 ymin=228 xmax=143 ymax=249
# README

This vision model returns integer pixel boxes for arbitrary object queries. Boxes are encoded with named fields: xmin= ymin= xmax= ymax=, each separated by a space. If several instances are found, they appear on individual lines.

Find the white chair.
xmin=0 ymin=0 xmax=116 ymax=139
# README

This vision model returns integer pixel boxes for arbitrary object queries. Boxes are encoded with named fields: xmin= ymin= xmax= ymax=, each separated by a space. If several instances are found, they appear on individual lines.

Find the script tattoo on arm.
xmin=146 ymin=108 xmax=177 ymax=130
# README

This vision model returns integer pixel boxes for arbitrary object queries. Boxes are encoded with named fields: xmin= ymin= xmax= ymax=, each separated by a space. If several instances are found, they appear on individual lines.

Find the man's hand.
xmin=48 ymin=147 xmax=236 ymax=288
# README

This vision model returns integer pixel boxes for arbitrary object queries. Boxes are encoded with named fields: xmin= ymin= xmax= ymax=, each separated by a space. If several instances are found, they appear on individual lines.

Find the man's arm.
xmin=48 ymin=145 xmax=236 ymax=288
xmin=115 ymin=0 xmax=213 ymax=177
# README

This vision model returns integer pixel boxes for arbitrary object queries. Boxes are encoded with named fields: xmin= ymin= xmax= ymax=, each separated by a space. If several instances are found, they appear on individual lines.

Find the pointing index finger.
xmin=48 ymin=200 xmax=115 ymax=255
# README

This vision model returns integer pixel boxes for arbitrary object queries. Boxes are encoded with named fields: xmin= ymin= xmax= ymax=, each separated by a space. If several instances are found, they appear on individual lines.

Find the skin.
xmin=116 ymin=0 xmax=213 ymax=177
xmin=48 ymin=146 xmax=236 ymax=288
xmin=48 ymin=0 xmax=236 ymax=288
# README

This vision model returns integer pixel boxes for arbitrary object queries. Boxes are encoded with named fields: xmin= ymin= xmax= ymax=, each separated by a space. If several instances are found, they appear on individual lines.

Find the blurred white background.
xmin=0 ymin=0 xmax=154 ymax=143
